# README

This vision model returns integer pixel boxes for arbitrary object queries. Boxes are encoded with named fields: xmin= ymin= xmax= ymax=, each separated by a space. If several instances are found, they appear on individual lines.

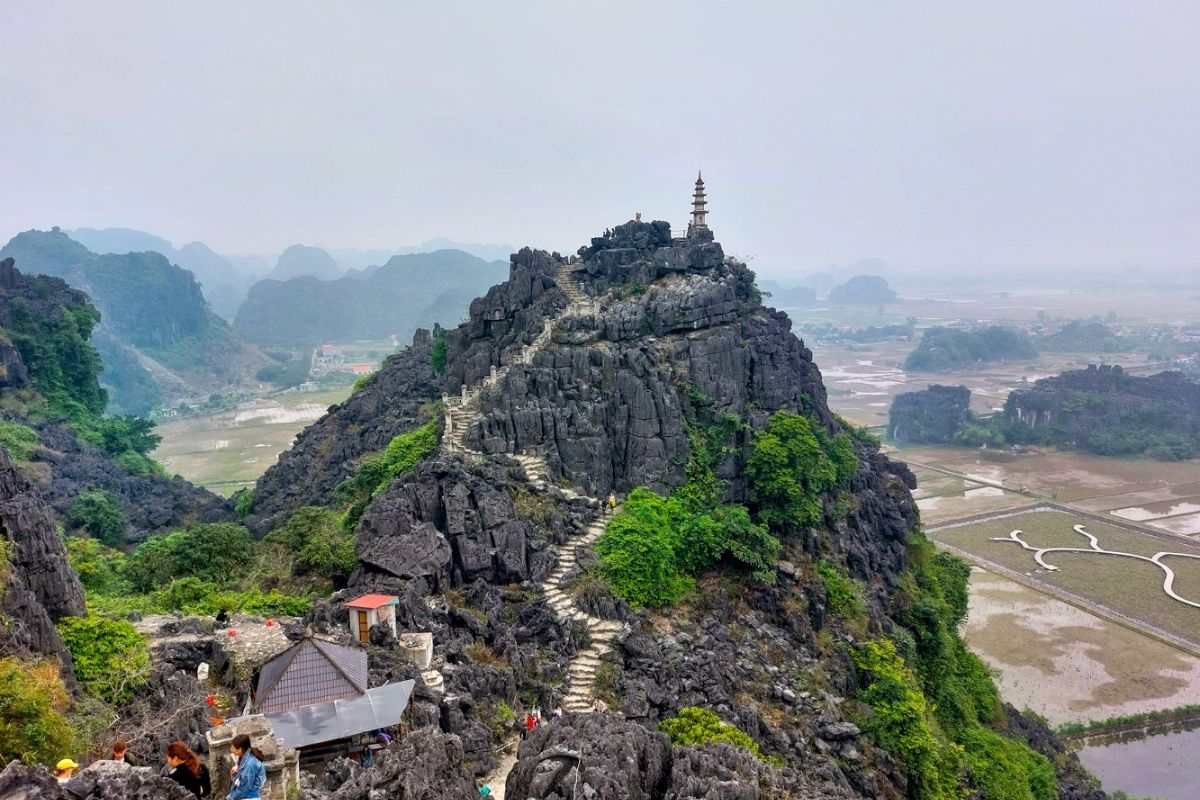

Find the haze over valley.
xmin=1 ymin=4 xmax=1198 ymax=800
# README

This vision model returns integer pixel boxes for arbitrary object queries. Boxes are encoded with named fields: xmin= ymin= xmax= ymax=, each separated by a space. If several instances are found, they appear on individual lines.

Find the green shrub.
xmin=66 ymin=490 xmax=127 ymax=546
xmin=0 ymin=658 xmax=75 ymax=765
xmin=658 ymin=707 xmax=766 ymax=760
xmin=65 ymin=537 xmax=130 ymax=596
xmin=269 ymin=506 xmax=357 ymax=582
xmin=853 ymin=639 xmax=963 ymax=800
xmin=746 ymin=411 xmax=858 ymax=530
xmin=58 ymin=614 xmax=150 ymax=703
xmin=962 ymin=727 xmax=1056 ymax=800
xmin=122 ymin=523 xmax=255 ymax=592
xmin=431 ymin=327 xmax=448 ymax=374
xmin=815 ymin=560 xmax=865 ymax=617
xmin=0 ymin=419 xmax=39 ymax=463
xmin=595 ymin=488 xmax=692 ymax=607
xmin=234 ymin=490 xmax=255 ymax=519
xmin=336 ymin=420 xmax=439 ymax=528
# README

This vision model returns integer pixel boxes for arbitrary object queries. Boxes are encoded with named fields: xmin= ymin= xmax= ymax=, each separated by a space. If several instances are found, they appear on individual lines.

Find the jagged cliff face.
xmin=0 ymin=447 xmax=84 ymax=680
xmin=229 ymin=221 xmax=1103 ymax=800
xmin=254 ymin=221 xmax=915 ymax=592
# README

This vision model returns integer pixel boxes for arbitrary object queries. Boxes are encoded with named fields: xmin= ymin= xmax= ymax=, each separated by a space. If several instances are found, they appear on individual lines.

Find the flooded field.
xmin=1076 ymin=721 xmax=1200 ymax=800
xmin=153 ymin=387 xmax=351 ymax=495
xmin=964 ymin=568 xmax=1200 ymax=723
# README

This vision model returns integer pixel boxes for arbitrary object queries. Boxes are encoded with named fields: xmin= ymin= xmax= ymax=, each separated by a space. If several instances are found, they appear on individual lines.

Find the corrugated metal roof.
xmin=345 ymin=594 xmax=399 ymax=609
xmin=240 ymin=680 xmax=416 ymax=750
xmin=255 ymin=638 xmax=368 ymax=714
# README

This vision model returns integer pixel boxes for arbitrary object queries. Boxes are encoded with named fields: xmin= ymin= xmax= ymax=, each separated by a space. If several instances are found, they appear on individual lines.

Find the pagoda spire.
xmin=688 ymin=171 xmax=709 ymax=235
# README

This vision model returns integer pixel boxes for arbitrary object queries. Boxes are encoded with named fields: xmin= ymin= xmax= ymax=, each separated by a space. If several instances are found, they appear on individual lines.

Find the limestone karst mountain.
xmin=0 ymin=228 xmax=271 ymax=415
xmin=234 ymin=249 xmax=507 ymax=347
xmin=247 ymin=217 xmax=1103 ymax=800
xmin=70 ymin=227 xmax=251 ymax=320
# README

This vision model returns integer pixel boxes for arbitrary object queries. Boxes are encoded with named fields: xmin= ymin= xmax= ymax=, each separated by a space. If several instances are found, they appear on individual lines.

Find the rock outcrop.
xmin=0 ymin=447 xmax=84 ymax=677
xmin=887 ymin=384 xmax=974 ymax=444
xmin=30 ymin=423 xmax=231 ymax=542
xmin=247 ymin=330 xmax=442 ymax=532
xmin=0 ymin=760 xmax=193 ymax=799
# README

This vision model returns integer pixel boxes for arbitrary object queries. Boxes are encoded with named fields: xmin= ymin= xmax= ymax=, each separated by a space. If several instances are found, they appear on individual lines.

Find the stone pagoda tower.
xmin=687 ymin=172 xmax=709 ymax=236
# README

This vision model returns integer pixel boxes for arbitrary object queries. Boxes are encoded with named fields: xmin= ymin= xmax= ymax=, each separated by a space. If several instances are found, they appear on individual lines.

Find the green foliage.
xmin=256 ymin=349 xmax=313 ymax=388
xmin=814 ymin=561 xmax=865 ymax=617
xmin=856 ymin=533 xmax=1059 ymax=800
xmin=335 ymin=420 xmax=439 ymax=528
xmin=595 ymin=488 xmax=694 ymax=607
xmin=953 ymin=423 xmax=1005 ymax=448
xmin=431 ymin=326 xmax=448 ymax=374
xmin=0 ymin=419 xmax=38 ymax=463
xmin=350 ymin=373 xmax=372 ymax=395
xmin=234 ymin=490 xmax=255 ymax=519
xmin=746 ymin=411 xmax=857 ymax=530
xmin=57 ymin=614 xmax=150 ymax=703
xmin=905 ymin=326 xmax=1037 ymax=371
xmin=122 ymin=523 xmax=255 ymax=593
xmin=853 ymin=639 xmax=964 ymax=800
xmin=658 ymin=707 xmax=767 ymax=760
xmin=65 ymin=537 xmax=130 ymax=596
xmin=66 ymin=490 xmax=127 ymax=546
xmin=267 ymin=506 xmax=357 ymax=583
xmin=0 ymin=658 xmax=76 ymax=765
xmin=961 ymin=727 xmax=1056 ymax=800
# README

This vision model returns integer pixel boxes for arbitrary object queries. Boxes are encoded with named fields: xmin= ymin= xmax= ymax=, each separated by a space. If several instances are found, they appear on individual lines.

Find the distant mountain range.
xmin=234 ymin=249 xmax=508 ymax=347
xmin=71 ymin=227 xmax=251 ymax=319
xmin=0 ymin=228 xmax=270 ymax=415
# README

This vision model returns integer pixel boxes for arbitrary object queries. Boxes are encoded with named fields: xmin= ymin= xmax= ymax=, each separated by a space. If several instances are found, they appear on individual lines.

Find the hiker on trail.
xmin=53 ymin=758 xmax=78 ymax=782
xmin=165 ymin=740 xmax=210 ymax=797
xmin=112 ymin=737 xmax=138 ymax=765
xmin=227 ymin=734 xmax=266 ymax=800
xmin=552 ymin=704 xmax=563 ymax=718
xmin=524 ymin=712 xmax=537 ymax=738
xmin=592 ymin=698 xmax=608 ymax=713
xmin=606 ymin=493 xmax=617 ymax=515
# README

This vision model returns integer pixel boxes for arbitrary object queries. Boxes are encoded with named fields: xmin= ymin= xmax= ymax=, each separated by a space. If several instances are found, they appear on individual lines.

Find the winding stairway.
xmin=443 ymin=264 xmax=625 ymax=716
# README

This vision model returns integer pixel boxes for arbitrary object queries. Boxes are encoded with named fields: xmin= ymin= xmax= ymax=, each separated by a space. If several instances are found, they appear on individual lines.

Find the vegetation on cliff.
xmin=887 ymin=385 xmax=974 ymax=445
xmin=0 ymin=658 xmax=76 ymax=765
xmin=904 ymin=326 xmax=1037 ymax=372
xmin=0 ymin=228 xmax=269 ymax=415
xmin=893 ymin=367 xmax=1200 ymax=460
xmin=0 ymin=260 xmax=163 ymax=475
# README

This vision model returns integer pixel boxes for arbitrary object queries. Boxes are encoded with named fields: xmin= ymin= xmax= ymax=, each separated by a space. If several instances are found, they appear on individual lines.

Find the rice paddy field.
xmin=152 ymin=387 xmax=352 ymax=495
xmin=962 ymin=567 xmax=1200 ymax=724
xmin=931 ymin=508 xmax=1200 ymax=647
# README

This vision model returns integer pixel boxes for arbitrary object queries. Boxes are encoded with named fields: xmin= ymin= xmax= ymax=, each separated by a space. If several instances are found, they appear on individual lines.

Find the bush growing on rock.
xmin=0 ymin=658 xmax=75 ymax=765
xmin=122 ymin=523 xmax=254 ymax=592
xmin=0 ymin=418 xmax=38 ymax=463
xmin=66 ymin=490 xmax=127 ymax=545
xmin=336 ymin=419 xmax=439 ymax=528
xmin=58 ymin=614 xmax=150 ymax=703
xmin=747 ymin=411 xmax=857 ymax=529
xmin=657 ymin=707 xmax=767 ymax=760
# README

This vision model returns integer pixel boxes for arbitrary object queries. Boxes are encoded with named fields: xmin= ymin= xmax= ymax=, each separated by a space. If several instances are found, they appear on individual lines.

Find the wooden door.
xmin=357 ymin=610 xmax=369 ymax=643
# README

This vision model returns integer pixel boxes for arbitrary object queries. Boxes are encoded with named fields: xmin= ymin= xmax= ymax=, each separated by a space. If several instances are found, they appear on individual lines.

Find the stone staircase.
xmin=439 ymin=262 xmax=624 ymax=722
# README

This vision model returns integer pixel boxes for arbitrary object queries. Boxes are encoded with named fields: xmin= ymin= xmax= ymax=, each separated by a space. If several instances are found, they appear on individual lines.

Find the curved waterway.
xmin=1075 ymin=720 xmax=1200 ymax=799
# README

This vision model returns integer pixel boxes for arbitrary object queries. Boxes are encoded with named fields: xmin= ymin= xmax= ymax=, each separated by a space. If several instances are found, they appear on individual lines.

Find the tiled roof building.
xmin=255 ymin=638 xmax=368 ymax=714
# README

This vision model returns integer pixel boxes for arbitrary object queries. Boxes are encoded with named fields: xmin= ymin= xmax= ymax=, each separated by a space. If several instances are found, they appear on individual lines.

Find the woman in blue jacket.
xmin=227 ymin=734 xmax=266 ymax=800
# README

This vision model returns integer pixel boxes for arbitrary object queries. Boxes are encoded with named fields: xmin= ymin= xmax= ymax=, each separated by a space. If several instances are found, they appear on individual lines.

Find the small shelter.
xmin=255 ymin=637 xmax=367 ymax=714
xmin=345 ymin=594 xmax=399 ymax=643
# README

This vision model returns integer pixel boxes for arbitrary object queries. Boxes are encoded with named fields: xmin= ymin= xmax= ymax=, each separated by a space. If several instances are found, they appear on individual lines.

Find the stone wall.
xmin=206 ymin=717 xmax=299 ymax=799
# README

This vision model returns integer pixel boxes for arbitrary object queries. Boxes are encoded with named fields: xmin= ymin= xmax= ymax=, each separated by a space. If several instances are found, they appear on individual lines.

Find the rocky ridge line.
xmin=444 ymin=265 xmax=625 ymax=793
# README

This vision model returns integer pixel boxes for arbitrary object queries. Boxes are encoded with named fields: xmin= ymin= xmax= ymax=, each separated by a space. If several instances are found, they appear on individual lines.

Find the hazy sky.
xmin=2 ymin=1 xmax=1197 ymax=279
